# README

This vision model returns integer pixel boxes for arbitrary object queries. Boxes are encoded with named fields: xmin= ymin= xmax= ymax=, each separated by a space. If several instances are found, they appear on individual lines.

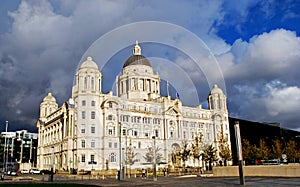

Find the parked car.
xmin=7 ymin=170 xmax=18 ymax=176
xmin=20 ymin=169 xmax=29 ymax=174
xmin=30 ymin=169 xmax=41 ymax=174
xmin=40 ymin=169 xmax=52 ymax=175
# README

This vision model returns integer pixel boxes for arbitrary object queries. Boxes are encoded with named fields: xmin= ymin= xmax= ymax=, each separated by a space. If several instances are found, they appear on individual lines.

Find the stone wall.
xmin=213 ymin=165 xmax=300 ymax=177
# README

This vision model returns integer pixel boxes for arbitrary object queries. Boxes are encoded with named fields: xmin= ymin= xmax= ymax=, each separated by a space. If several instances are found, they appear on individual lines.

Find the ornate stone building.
xmin=37 ymin=42 xmax=231 ymax=172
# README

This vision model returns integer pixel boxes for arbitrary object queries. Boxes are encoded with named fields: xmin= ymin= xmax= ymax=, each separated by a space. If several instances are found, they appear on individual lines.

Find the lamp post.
xmin=152 ymin=136 xmax=157 ymax=181
xmin=51 ymin=146 xmax=54 ymax=182
xmin=2 ymin=121 xmax=8 ymax=178
xmin=118 ymin=122 xmax=123 ymax=181
xmin=234 ymin=121 xmax=245 ymax=186
xmin=125 ymin=128 xmax=133 ymax=178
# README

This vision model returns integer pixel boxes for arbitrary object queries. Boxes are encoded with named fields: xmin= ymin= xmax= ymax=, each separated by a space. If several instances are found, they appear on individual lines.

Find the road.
xmin=1 ymin=174 xmax=300 ymax=186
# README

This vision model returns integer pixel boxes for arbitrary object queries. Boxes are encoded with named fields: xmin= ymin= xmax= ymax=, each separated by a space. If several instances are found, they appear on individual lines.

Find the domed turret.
xmin=40 ymin=92 xmax=58 ymax=118
xmin=117 ymin=41 xmax=160 ymax=101
xmin=79 ymin=57 xmax=99 ymax=70
xmin=123 ymin=41 xmax=152 ymax=68
xmin=72 ymin=56 xmax=102 ymax=97
xmin=210 ymin=84 xmax=224 ymax=95
xmin=43 ymin=92 xmax=57 ymax=103
xmin=208 ymin=84 xmax=227 ymax=111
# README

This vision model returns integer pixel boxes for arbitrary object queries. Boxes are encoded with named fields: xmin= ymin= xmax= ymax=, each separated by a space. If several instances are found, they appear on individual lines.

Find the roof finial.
xmin=133 ymin=40 xmax=141 ymax=55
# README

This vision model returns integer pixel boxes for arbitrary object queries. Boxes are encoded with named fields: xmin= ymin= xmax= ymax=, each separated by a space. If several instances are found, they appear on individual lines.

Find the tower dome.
xmin=40 ymin=92 xmax=58 ymax=118
xmin=210 ymin=84 xmax=224 ymax=95
xmin=43 ymin=92 xmax=57 ymax=103
xmin=123 ymin=41 xmax=152 ymax=68
xmin=79 ymin=57 xmax=98 ymax=70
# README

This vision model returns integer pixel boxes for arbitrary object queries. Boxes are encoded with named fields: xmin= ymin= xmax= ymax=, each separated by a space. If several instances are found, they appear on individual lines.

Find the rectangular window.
xmin=81 ymin=140 xmax=85 ymax=148
xmin=91 ymin=155 xmax=95 ymax=162
xmin=81 ymin=124 xmax=85 ymax=133
xmin=91 ymin=111 xmax=95 ymax=119
xmin=145 ymin=132 xmax=149 ymax=137
xmin=82 ymin=100 xmax=86 ymax=106
xmin=91 ymin=126 xmax=95 ymax=133
xmin=108 ymin=142 xmax=112 ymax=148
xmin=82 ymin=111 xmax=86 ymax=119
xmin=114 ymin=142 xmax=118 ymax=148
xmin=122 ymin=129 xmax=126 ymax=136
xmin=134 ymin=131 xmax=138 ymax=136
xmin=91 ymin=141 xmax=95 ymax=148
xmin=108 ymin=129 xmax=113 ymax=135
xmin=81 ymin=154 xmax=85 ymax=163
xmin=155 ymin=130 xmax=159 ymax=137
xmin=91 ymin=100 xmax=95 ymax=106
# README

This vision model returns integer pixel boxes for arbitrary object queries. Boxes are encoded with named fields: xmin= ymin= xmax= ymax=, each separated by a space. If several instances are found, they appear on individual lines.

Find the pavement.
xmin=1 ymin=174 xmax=300 ymax=186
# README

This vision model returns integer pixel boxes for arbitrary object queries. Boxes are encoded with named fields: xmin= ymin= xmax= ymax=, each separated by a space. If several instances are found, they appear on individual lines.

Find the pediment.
xmin=165 ymin=106 xmax=181 ymax=116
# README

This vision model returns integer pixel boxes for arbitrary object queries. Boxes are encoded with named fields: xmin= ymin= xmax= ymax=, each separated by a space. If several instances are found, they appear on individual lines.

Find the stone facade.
xmin=37 ymin=42 xmax=231 ymax=172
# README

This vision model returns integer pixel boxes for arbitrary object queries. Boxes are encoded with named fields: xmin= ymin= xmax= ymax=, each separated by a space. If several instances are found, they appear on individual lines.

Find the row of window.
xmin=81 ymin=140 xmax=96 ymax=148
xmin=81 ymin=100 xmax=96 ymax=107
xmin=81 ymin=154 xmax=95 ymax=163
xmin=119 ymin=115 xmax=160 ymax=124
xmin=81 ymin=124 xmax=96 ymax=134
xmin=106 ymin=127 xmax=159 ymax=138
xmin=81 ymin=111 xmax=96 ymax=119
xmin=81 ymin=151 xmax=143 ymax=164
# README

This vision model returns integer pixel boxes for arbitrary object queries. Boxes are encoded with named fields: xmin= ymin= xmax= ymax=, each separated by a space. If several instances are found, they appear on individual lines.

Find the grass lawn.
xmin=0 ymin=184 xmax=95 ymax=187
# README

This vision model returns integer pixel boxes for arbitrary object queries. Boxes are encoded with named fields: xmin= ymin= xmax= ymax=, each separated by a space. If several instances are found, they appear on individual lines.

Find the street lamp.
xmin=152 ymin=136 xmax=157 ymax=181
xmin=51 ymin=146 xmax=54 ymax=182
xmin=2 ymin=121 xmax=8 ymax=178
xmin=234 ymin=121 xmax=245 ymax=186
xmin=118 ymin=122 xmax=123 ymax=181
xmin=125 ymin=128 xmax=133 ymax=178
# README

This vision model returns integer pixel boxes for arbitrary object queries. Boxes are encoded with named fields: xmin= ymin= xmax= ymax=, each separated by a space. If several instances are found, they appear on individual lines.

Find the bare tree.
xmin=176 ymin=140 xmax=191 ymax=171
xmin=143 ymin=146 xmax=163 ymax=164
xmin=125 ymin=139 xmax=138 ymax=176
xmin=190 ymin=133 xmax=203 ymax=168
xmin=218 ymin=130 xmax=231 ymax=166
xmin=202 ymin=144 xmax=217 ymax=170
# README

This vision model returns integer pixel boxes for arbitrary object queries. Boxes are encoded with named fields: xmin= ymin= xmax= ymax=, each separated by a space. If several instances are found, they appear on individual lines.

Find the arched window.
xmin=109 ymin=153 xmax=116 ymax=162
xmin=107 ymin=115 xmax=113 ymax=120
xmin=84 ymin=77 xmax=87 ymax=89
xmin=91 ymin=77 xmax=94 ymax=90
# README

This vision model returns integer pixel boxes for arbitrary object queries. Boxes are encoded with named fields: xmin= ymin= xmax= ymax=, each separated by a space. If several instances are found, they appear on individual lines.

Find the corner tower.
xmin=208 ymin=84 xmax=227 ymax=112
xmin=72 ymin=57 xmax=102 ymax=98
xmin=116 ymin=41 xmax=160 ymax=101
xmin=39 ymin=92 xmax=58 ymax=120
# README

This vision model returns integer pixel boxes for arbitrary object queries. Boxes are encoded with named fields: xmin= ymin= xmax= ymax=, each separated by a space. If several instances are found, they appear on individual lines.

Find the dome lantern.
xmin=123 ymin=41 xmax=152 ymax=68
xmin=133 ymin=40 xmax=141 ymax=55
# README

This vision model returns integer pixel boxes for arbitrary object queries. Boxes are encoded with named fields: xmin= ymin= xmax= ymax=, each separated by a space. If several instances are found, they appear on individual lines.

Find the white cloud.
xmin=217 ymin=28 xmax=300 ymax=130
xmin=265 ymin=82 xmax=300 ymax=117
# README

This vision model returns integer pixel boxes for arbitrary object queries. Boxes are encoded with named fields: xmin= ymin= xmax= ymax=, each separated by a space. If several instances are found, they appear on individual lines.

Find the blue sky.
xmin=0 ymin=0 xmax=299 ymax=132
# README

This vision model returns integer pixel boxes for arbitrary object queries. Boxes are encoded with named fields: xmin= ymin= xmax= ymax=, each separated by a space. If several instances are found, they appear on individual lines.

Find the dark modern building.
xmin=229 ymin=117 xmax=300 ymax=165
xmin=0 ymin=130 xmax=38 ymax=171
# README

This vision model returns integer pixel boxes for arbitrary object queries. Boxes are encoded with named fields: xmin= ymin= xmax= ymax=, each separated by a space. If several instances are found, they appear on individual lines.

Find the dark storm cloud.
xmin=0 ymin=0 xmax=299 ymax=132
